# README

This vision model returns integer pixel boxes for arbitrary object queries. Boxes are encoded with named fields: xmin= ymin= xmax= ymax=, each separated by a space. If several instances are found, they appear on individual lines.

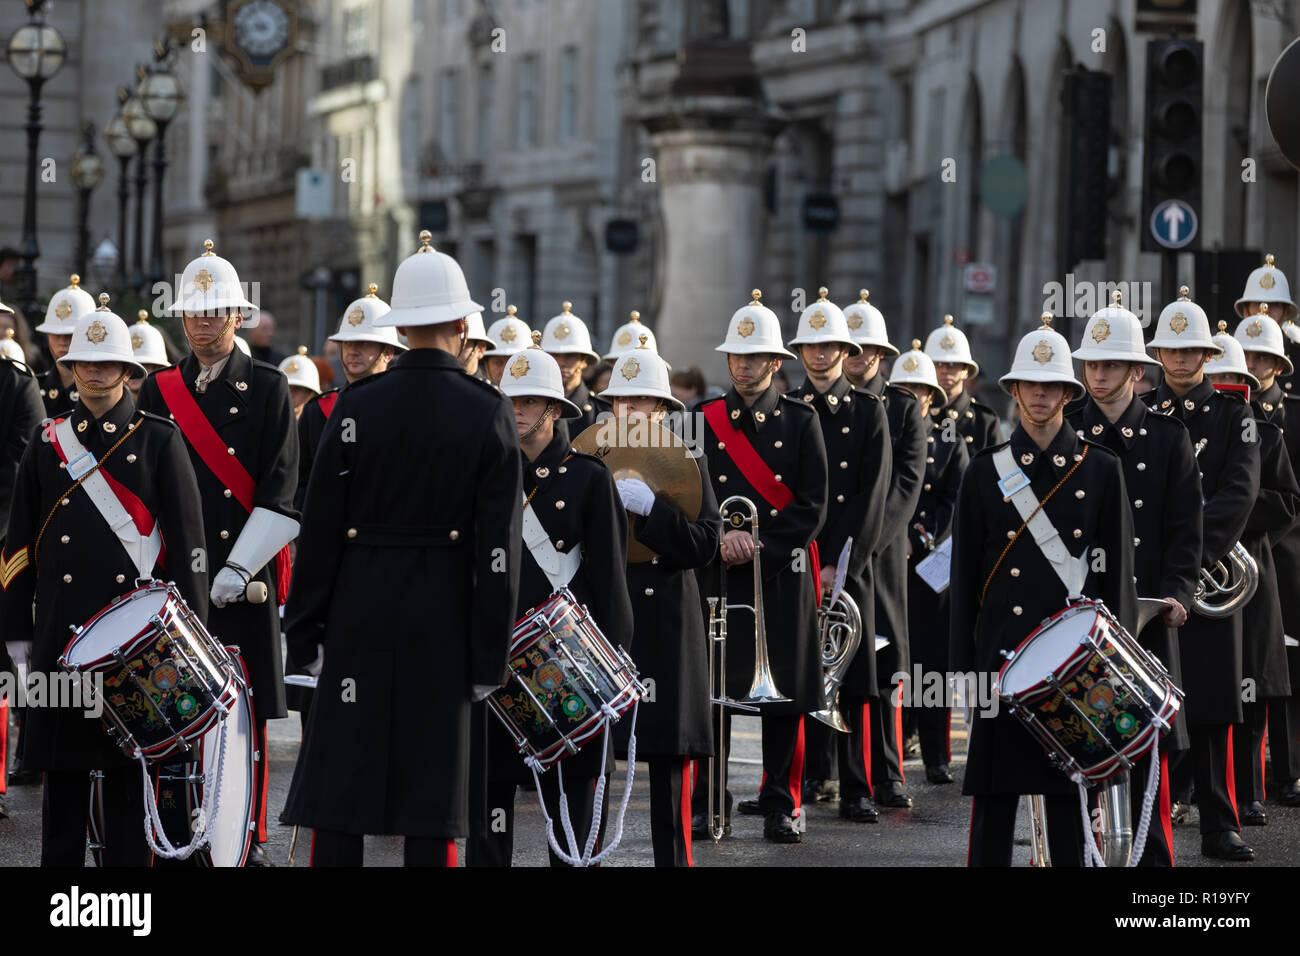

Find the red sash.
xmin=702 ymin=399 xmax=821 ymax=593
xmin=48 ymin=422 xmax=166 ymax=568
xmin=156 ymin=367 xmax=290 ymax=604
xmin=318 ymin=391 xmax=339 ymax=419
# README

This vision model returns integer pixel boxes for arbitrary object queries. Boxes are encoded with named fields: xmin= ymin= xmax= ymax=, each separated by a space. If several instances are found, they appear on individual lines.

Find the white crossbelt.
xmin=55 ymin=419 xmax=161 ymax=579
xmin=991 ymin=447 xmax=1087 ymax=599
xmin=521 ymin=493 xmax=581 ymax=592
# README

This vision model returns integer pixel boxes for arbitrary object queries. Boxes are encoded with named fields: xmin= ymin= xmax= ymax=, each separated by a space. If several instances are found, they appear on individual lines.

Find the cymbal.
xmin=572 ymin=417 xmax=702 ymax=563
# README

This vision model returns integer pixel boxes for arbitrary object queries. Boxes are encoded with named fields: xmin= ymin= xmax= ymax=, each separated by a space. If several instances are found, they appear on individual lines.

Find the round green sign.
xmin=979 ymin=154 xmax=1029 ymax=218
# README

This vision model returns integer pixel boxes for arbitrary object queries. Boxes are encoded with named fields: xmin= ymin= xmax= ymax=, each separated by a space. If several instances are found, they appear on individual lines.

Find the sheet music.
xmin=915 ymin=535 xmax=952 ymax=593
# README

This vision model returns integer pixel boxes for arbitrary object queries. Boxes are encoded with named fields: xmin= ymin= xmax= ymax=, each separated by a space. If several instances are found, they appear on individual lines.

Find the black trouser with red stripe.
xmin=968 ymin=792 xmax=1085 ymax=867
xmin=1233 ymin=701 xmax=1270 ymax=806
xmin=778 ymin=698 xmax=872 ymax=801
xmin=869 ymin=686 xmax=906 ymax=790
xmin=310 ymin=830 xmax=456 ymax=867
xmin=0 ymin=699 xmax=7 ymax=796
xmin=43 ymin=767 xmax=150 ymax=867
xmin=756 ymin=714 xmax=806 ymax=817
xmin=1268 ymin=693 xmax=1300 ymax=784
xmin=465 ymin=772 xmax=611 ymax=867
xmin=252 ymin=716 xmax=269 ymax=845
xmin=1180 ymin=724 xmax=1240 ymax=835
xmin=648 ymin=757 xmax=693 ymax=867
xmin=1132 ymin=749 xmax=1175 ymax=867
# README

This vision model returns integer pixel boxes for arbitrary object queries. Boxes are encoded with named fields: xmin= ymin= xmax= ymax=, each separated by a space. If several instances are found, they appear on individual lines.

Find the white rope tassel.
xmin=527 ymin=701 xmax=641 ymax=867
xmin=1127 ymin=739 xmax=1161 ymax=867
xmin=1075 ymin=774 xmax=1107 ymax=868
xmin=137 ymin=713 xmax=228 ymax=861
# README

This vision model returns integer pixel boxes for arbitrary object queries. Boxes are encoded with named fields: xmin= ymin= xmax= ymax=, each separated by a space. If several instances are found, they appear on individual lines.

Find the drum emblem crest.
xmin=535 ymin=663 xmax=564 ymax=691
xmin=150 ymin=662 xmax=181 ymax=692
xmin=1114 ymin=711 xmax=1137 ymax=735
xmin=175 ymin=694 xmax=198 ymax=718
xmin=562 ymin=695 xmax=586 ymax=719
xmin=1086 ymin=681 xmax=1114 ymax=712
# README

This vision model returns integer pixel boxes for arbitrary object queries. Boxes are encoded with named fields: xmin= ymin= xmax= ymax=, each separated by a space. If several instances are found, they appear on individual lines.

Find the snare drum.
xmin=995 ymin=599 xmax=1182 ymax=785
xmin=488 ymin=589 xmax=644 ymax=771
xmin=62 ymin=582 xmax=237 ymax=762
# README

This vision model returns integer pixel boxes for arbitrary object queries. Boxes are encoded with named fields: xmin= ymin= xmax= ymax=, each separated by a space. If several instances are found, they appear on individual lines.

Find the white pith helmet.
xmin=37 ymin=274 xmax=97 ymax=335
xmin=499 ymin=331 xmax=583 ymax=418
xmin=57 ymin=293 xmax=147 ymax=378
xmin=604 ymin=311 xmax=658 ymax=361
xmin=279 ymin=346 xmax=321 ymax=395
xmin=0 ymin=329 xmax=25 ymax=362
xmin=330 ymin=283 xmax=406 ymax=350
xmin=788 ymin=287 xmax=861 ymax=356
xmin=998 ymin=313 xmax=1084 ymax=399
xmin=1206 ymin=322 xmax=1260 ymax=390
xmin=924 ymin=314 xmax=979 ymax=374
xmin=1235 ymin=302 xmax=1295 ymax=376
xmin=166 ymin=239 xmax=260 ymax=322
xmin=128 ymin=309 xmax=169 ymax=367
xmin=842 ymin=289 xmax=898 ymax=355
xmin=378 ymin=231 xmax=483 ymax=328
xmin=716 ymin=289 xmax=796 ymax=359
xmin=599 ymin=337 xmax=683 ymax=411
xmin=484 ymin=306 xmax=532 ymax=358
xmin=1072 ymin=290 xmax=1158 ymax=366
xmin=541 ymin=302 xmax=600 ymax=364
xmin=1148 ymin=285 xmax=1222 ymax=355
xmin=1235 ymin=253 xmax=1298 ymax=322
xmin=890 ymin=340 xmax=947 ymax=408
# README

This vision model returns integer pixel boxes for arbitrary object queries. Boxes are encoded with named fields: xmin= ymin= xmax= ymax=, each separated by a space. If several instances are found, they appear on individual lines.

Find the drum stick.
xmin=246 ymin=581 xmax=269 ymax=604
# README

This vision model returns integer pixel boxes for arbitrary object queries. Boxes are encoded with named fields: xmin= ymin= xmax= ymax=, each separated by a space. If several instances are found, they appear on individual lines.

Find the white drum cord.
xmin=136 ymin=710 xmax=229 ymax=860
xmin=1075 ymin=736 xmax=1161 ymax=867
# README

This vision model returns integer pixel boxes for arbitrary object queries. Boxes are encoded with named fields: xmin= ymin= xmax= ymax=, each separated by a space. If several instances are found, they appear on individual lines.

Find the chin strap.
xmin=182 ymin=312 xmax=238 ymax=352
xmin=520 ymin=400 xmax=556 ymax=443
xmin=71 ymin=368 xmax=130 ymax=395
xmin=1016 ymin=391 xmax=1070 ymax=427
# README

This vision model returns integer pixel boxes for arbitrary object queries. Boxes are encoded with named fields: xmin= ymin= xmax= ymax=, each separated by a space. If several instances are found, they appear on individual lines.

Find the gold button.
xmin=840 ymin=461 xmax=848 ymax=469
xmin=1134 ymin=537 xmax=1141 ymax=547
xmin=1137 ymin=463 xmax=1146 ymax=471
xmin=224 ymin=489 xmax=232 ymax=498
xmin=1010 ymin=568 xmax=1020 ymax=577
xmin=1134 ymin=499 xmax=1143 ymax=509
xmin=718 ymin=442 xmax=726 ymax=450
xmin=770 ymin=509 xmax=778 ymax=517
xmin=843 ymin=427 xmax=850 ymax=434
xmin=924 ymin=483 xmax=932 ymax=491
xmin=63 ymin=574 xmax=71 ymax=583
xmin=556 ymin=540 xmax=565 ymax=550
xmin=1073 ymin=529 xmax=1083 ymax=537
xmin=556 ymin=501 xmax=566 ymax=510
xmin=719 ymin=475 xmax=728 ymax=483
xmin=1007 ymin=531 xmax=1016 ymax=539
xmin=347 ymin=528 xmax=358 ymax=538
xmin=61 ymin=535 xmax=69 ymax=544
xmin=1139 ymin=428 xmax=1147 ymax=436
xmin=220 ymin=531 xmax=229 ymax=540
xmin=450 ymin=530 xmax=460 ymax=541
xmin=103 ymin=422 xmax=116 ymax=433
xmin=58 ymin=462 xmax=65 ymax=469
xmin=126 ymin=454 xmax=137 ymax=463
xmin=62 ymin=498 xmax=70 ymax=506
xmin=926 ymin=457 xmax=934 ymax=464
xmin=774 ymin=440 xmax=783 ymax=448
xmin=651 ymin=556 xmax=659 ymax=565
xmin=1013 ymin=606 xmax=1022 ymax=615
xmin=1075 ymin=490 xmax=1085 ymax=499
xmin=774 ymin=474 xmax=782 ymax=482
xmin=116 ymin=574 xmax=125 ymax=583
xmin=965 ymin=436 xmax=973 ymax=443
xmin=837 ymin=494 xmax=845 ymax=503
xmin=558 ymin=466 xmax=567 ymax=474
xmin=227 ymin=447 xmax=235 ymax=456
xmin=644 ymin=588 xmax=655 ymax=597
xmin=230 ymin=407 xmax=239 ymax=414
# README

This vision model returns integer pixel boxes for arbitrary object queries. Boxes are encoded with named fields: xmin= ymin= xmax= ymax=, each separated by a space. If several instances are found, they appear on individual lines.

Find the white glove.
xmin=226 ymin=507 xmax=300 ymax=579
xmin=304 ymin=647 xmax=324 ymax=677
xmin=5 ymin=641 xmax=31 ymax=669
xmin=617 ymin=478 xmax=655 ymax=517
xmin=472 ymin=683 xmax=499 ymax=703
xmin=210 ymin=566 xmax=248 ymax=608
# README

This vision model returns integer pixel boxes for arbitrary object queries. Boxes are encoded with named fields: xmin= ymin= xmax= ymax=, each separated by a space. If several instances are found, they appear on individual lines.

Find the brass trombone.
xmin=704 ymin=495 xmax=790 ymax=843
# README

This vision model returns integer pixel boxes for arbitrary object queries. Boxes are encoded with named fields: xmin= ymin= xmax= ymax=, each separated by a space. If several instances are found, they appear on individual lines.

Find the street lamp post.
xmin=121 ymin=85 xmax=157 ymax=295
xmin=139 ymin=42 xmax=184 ymax=291
xmin=69 ymin=122 xmax=106 ymax=278
xmin=104 ymin=106 xmax=137 ymax=302
xmin=5 ymin=0 xmax=66 ymax=322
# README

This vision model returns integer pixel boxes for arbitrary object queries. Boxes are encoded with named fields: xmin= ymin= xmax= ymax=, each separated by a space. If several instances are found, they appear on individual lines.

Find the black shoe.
xmin=0 ymin=798 xmax=7 ymax=819
xmin=245 ymin=843 xmax=276 ymax=867
xmin=1277 ymin=780 xmax=1300 ymax=807
xmin=903 ymin=733 xmax=921 ymax=758
xmin=1170 ymin=801 xmax=1191 ymax=825
xmin=925 ymin=764 xmax=954 ymax=785
xmin=763 ymin=812 xmax=801 ymax=843
xmin=1239 ymin=801 xmax=1268 ymax=826
xmin=874 ymin=781 xmax=913 ymax=808
xmin=802 ymin=779 xmax=839 ymax=803
xmin=1201 ymin=831 xmax=1254 ymax=861
xmin=737 ymin=796 xmax=764 ymax=816
xmin=690 ymin=791 xmax=733 ymax=838
xmin=839 ymin=796 xmax=879 ymax=823
xmin=7 ymin=766 xmax=39 ymax=786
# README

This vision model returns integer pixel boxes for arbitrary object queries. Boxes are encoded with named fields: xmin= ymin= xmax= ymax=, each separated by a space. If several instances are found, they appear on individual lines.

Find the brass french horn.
xmin=810 ymin=590 xmax=862 ymax=732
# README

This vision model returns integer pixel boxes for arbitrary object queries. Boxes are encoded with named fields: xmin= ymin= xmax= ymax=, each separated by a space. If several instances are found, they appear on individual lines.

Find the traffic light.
xmin=1142 ymin=37 xmax=1203 ymax=252
xmin=1062 ymin=67 xmax=1111 ymax=267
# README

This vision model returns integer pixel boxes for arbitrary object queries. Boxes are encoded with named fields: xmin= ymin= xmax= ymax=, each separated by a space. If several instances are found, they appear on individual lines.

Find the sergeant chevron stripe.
xmin=0 ymin=546 xmax=29 ymax=589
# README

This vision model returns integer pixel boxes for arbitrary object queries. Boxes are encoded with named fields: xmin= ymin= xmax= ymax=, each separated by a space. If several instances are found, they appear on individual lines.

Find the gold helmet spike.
xmin=1040 ymin=311 xmax=1053 ymax=328
xmin=860 ymin=289 xmax=870 ymax=302
xmin=943 ymin=314 xmax=954 ymax=326
xmin=817 ymin=286 xmax=829 ymax=301
xmin=507 ymin=305 xmax=518 ymax=316
xmin=69 ymin=273 xmax=81 ymax=288
xmin=750 ymin=289 xmax=762 ymax=304
xmin=298 ymin=345 xmax=309 ymax=355
xmin=137 ymin=309 xmax=149 ymax=323
xmin=629 ymin=310 xmax=641 ymax=322
xmin=638 ymin=334 xmax=650 ymax=349
xmin=1265 ymin=253 xmax=1275 ymax=267
xmin=1178 ymin=285 xmax=1191 ymax=301
xmin=367 ymin=283 xmax=379 ymax=297
xmin=1260 ymin=302 xmax=1271 ymax=316
xmin=418 ymin=230 xmax=433 ymax=252
xmin=561 ymin=301 xmax=573 ymax=313
xmin=97 ymin=293 xmax=111 ymax=311
xmin=202 ymin=238 xmax=215 ymax=256
xmin=911 ymin=339 xmax=922 ymax=350
xmin=1217 ymin=320 xmax=1228 ymax=333
xmin=1111 ymin=289 xmax=1123 ymax=307
xmin=531 ymin=330 xmax=543 ymax=347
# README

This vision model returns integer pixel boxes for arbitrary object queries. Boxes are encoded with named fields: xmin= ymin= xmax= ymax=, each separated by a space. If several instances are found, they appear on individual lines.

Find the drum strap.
xmin=47 ymin=418 xmax=163 ymax=578
xmin=987 ymin=447 xmax=1089 ymax=603
xmin=522 ymin=496 xmax=582 ymax=591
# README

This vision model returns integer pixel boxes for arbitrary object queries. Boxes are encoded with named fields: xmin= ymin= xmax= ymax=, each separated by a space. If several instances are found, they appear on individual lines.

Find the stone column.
xmin=644 ymin=41 xmax=780 ymax=384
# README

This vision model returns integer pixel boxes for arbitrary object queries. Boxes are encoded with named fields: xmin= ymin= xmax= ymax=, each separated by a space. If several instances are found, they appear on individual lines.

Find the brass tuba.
xmin=810 ymin=590 xmax=862 ymax=732
xmin=1191 ymin=438 xmax=1259 ymax=618
xmin=1025 ymin=773 xmax=1134 ymax=866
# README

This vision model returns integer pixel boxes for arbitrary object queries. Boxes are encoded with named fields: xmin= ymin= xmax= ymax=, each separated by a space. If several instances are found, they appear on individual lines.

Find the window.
xmin=516 ymin=55 xmax=538 ymax=149
xmin=477 ymin=63 xmax=494 ymax=155
xmin=343 ymin=6 xmax=369 ymax=58
xmin=440 ymin=69 xmax=460 ymax=159
xmin=559 ymin=48 xmax=579 ymax=141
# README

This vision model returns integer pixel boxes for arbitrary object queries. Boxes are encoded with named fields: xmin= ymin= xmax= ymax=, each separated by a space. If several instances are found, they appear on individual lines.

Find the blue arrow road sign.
xmin=1150 ymin=199 xmax=1198 ymax=249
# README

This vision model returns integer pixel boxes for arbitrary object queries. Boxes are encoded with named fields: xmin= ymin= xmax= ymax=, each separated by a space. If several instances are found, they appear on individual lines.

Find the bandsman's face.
xmin=934 ymin=362 xmax=968 ymax=392
xmin=613 ymin=396 xmax=665 ymax=421
xmin=1083 ymin=360 xmax=1139 ymax=400
xmin=799 ymin=342 xmax=848 ymax=373
xmin=183 ymin=311 xmax=243 ymax=347
xmin=341 ymin=341 xmax=388 ymax=378
xmin=1155 ymin=347 xmax=1211 ymax=380
xmin=1010 ymin=380 xmax=1067 ymax=420
xmin=845 ymin=345 xmax=884 ymax=377
xmin=48 ymin=333 xmax=72 ymax=360
xmin=1244 ymin=350 xmax=1283 ymax=385
xmin=72 ymin=361 xmax=126 ymax=390
xmin=552 ymin=353 xmax=588 ymax=387
xmin=485 ymin=356 xmax=508 ymax=384
xmin=727 ymin=353 xmax=780 ymax=388
xmin=1245 ymin=302 xmax=1286 ymax=324
xmin=512 ymin=395 xmax=557 ymax=439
